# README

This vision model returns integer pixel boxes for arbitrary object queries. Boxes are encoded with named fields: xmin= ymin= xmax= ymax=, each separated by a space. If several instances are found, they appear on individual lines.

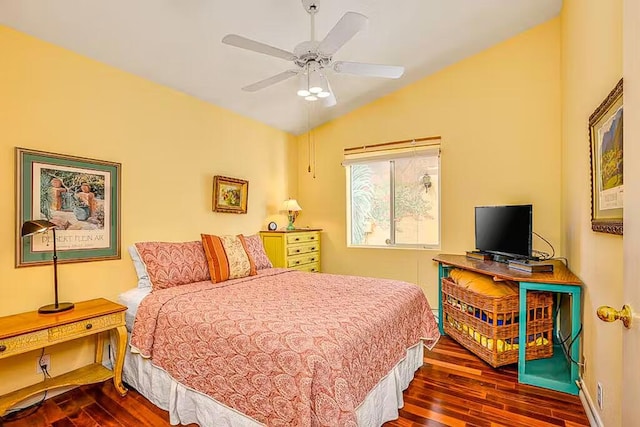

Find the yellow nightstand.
xmin=0 ymin=298 xmax=128 ymax=415
xmin=260 ymin=229 xmax=322 ymax=272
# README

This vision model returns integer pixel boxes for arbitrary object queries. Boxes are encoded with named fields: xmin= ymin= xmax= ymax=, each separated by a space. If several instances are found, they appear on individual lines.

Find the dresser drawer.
xmin=0 ymin=330 xmax=49 ymax=359
xmin=287 ymin=253 xmax=320 ymax=268
xmin=287 ymin=242 xmax=319 ymax=256
xmin=290 ymin=262 xmax=320 ymax=273
xmin=286 ymin=232 xmax=319 ymax=245
xmin=48 ymin=313 xmax=124 ymax=342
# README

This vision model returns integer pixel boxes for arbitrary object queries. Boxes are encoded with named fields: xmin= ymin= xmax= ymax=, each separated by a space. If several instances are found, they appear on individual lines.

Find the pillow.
xmin=201 ymin=234 xmax=230 ymax=283
xmin=128 ymin=245 xmax=152 ymax=289
xmin=239 ymin=234 xmax=273 ymax=270
xmin=133 ymin=241 xmax=210 ymax=291
xmin=449 ymin=269 xmax=518 ymax=297
xmin=201 ymin=234 xmax=257 ymax=283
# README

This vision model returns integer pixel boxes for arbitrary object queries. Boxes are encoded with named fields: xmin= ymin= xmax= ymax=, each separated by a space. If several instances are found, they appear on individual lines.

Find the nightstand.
xmin=0 ymin=298 xmax=128 ymax=415
xmin=260 ymin=229 xmax=322 ymax=272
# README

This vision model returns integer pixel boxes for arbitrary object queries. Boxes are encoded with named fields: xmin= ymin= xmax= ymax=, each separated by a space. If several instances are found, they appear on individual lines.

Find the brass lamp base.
xmin=38 ymin=302 xmax=75 ymax=314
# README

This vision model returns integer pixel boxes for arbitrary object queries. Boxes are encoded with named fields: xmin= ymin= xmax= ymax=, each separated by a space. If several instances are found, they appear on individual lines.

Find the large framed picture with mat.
xmin=16 ymin=147 xmax=121 ymax=267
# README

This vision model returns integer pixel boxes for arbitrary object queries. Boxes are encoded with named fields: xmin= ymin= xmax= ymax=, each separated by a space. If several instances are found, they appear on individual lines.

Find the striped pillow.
xmin=201 ymin=234 xmax=257 ymax=283
xmin=201 ymin=234 xmax=230 ymax=283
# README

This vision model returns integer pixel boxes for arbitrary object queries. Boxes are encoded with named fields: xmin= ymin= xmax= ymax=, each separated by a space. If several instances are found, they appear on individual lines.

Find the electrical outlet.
xmin=597 ymin=382 xmax=603 ymax=410
xmin=36 ymin=354 xmax=50 ymax=375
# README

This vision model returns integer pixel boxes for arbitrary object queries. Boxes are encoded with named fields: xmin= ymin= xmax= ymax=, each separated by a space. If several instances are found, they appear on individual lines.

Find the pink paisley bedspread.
xmin=131 ymin=268 xmax=440 ymax=426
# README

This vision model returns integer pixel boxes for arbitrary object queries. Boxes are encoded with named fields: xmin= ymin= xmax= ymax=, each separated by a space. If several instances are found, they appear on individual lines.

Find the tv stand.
xmin=433 ymin=254 xmax=582 ymax=395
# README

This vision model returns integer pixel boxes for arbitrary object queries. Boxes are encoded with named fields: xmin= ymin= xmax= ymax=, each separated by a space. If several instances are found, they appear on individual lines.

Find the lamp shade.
xmin=21 ymin=220 xmax=56 ymax=237
xmin=282 ymin=199 xmax=302 ymax=212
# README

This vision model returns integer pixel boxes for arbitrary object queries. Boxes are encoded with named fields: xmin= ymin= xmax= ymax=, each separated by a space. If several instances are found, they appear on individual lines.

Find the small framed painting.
xmin=16 ymin=147 xmax=121 ymax=266
xmin=213 ymin=175 xmax=248 ymax=214
xmin=589 ymin=78 xmax=623 ymax=235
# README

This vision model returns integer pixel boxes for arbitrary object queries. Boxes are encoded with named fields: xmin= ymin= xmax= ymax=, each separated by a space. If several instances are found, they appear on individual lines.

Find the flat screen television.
xmin=475 ymin=204 xmax=533 ymax=260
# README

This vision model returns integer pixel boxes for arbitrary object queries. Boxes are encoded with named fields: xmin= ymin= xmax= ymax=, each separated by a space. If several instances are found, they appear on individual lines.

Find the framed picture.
xmin=213 ymin=175 xmax=248 ymax=214
xmin=16 ymin=148 xmax=121 ymax=267
xmin=589 ymin=78 xmax=623 ymax=235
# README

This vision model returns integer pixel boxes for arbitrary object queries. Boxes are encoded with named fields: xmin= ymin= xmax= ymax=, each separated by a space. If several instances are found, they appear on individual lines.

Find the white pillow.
xmin=128 ymin=245 xmax=152 ymax=289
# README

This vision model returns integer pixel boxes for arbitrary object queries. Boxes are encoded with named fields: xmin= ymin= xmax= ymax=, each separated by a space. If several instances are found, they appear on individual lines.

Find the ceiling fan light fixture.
xmin=317 ymin=91 xmax=330 ymax=98
xmin=297 ymin=72 xmax=311 ymax=97
xmin=308 ymin=70 xmax=325 ymax=94
xmin=305 ymin=95 xmax=318 ymax=101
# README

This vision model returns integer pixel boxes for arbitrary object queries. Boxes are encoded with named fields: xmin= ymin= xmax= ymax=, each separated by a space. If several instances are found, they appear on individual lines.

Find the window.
xmin=344 ymin=143 xmax=440 ymax=249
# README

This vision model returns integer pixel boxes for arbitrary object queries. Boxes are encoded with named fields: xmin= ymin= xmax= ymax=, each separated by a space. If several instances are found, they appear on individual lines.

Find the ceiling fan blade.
xmin=222 ymin=34 xmax=297 ymax=61
xmin=333 ymin=61 xmax=404 ymax=79
xmin=317 ymin=12 xmax=368 ymax=56
xmin=241 ymin=70 xmax=298 ymax=92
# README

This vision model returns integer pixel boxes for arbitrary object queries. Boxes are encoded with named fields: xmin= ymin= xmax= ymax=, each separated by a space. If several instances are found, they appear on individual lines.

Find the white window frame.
xmin=344 ymin=144 xmax=441 ymax=250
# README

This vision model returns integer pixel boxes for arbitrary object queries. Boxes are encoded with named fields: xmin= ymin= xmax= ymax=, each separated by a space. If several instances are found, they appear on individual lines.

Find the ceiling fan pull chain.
xmin=307 ymin=104 xmax=312 ymax=174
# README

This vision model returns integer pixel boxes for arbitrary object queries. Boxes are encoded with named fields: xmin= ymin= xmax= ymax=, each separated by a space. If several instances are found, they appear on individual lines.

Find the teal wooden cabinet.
xmin=434 ymin=254 xmax=582 ymax=395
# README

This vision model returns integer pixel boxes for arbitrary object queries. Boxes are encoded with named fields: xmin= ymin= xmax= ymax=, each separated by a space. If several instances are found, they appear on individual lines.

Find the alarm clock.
xmin=267 ymin=221 xmax=277 ymax=231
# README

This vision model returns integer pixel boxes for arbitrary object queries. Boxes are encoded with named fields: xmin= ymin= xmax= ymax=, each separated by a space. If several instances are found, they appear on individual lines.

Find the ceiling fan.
xmin=222 ymin=0 xmax=405 ymax=106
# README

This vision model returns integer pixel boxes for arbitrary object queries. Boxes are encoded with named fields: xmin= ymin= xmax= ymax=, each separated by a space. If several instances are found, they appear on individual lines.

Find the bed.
xmin=119 ymin=240 xmax=440 ymax=426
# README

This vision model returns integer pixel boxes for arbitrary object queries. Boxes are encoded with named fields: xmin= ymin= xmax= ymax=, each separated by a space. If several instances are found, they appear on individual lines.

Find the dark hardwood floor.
xmin=1 ymin=337 xmax=589 ymax=427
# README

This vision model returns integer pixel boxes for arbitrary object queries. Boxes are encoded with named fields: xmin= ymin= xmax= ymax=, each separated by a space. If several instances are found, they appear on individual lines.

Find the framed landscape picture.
xmin=16 ymin=148 xmax=121 ymax=267
xmin=589 ymin=78 xmax=623 ymax=235
xmin=213 ymin=175 xmax=248 ymax=214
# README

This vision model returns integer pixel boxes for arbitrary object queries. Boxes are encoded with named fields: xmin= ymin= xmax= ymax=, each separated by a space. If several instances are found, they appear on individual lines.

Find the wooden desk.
xmin=434 ymin=254 xmax=582 ymax=395
xmin=0 ymin=298 xmax=127 ymax=415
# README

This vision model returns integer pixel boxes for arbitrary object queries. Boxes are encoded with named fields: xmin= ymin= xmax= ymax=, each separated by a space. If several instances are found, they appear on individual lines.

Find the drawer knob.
xmin=295 ymin=249 xmax=300 ymax=253
xmin=295 ymin=238 xmax=300 ymax=241
xmin=310 ymin=236 xmax=315 ymax=240
xmin=311 ymin=268 xmax=317 ymax=272
xmin=86 ymin=323 xmax=93 ymax=330
xmin=310 ymin=247 xmax=316 ymax=251
xmin=0 ymin=345 xmax=6 ymax=352
xmin=310 ymin=258 xmax=316 ymax=262
xmin=295 ymin=261 xmax=300 ymax=265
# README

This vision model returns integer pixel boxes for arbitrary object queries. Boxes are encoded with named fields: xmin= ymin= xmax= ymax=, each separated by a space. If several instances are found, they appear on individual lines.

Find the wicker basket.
xmin=442 ymin=276 xmax=554 ymax=367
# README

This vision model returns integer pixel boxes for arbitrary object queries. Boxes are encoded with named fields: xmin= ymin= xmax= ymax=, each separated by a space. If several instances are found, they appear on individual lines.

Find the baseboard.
xmin=577 ymin=378 xmax=603 ymax=427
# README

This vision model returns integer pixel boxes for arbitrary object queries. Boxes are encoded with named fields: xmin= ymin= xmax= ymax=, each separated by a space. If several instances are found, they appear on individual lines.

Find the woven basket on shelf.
xmin=442 ymin=276 xmax=554 ymax=368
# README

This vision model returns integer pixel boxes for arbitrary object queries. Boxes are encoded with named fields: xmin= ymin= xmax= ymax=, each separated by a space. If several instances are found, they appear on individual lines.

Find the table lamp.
xmin=21 ymin=220 xmax=75 ymax=314
xmin=282 ymin=199 xmax=302 ymax=230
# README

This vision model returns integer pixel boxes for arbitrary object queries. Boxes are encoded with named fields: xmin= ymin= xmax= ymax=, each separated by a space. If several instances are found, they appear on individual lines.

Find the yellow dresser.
xmin=260 ymin=229 xmax=321 ymax=272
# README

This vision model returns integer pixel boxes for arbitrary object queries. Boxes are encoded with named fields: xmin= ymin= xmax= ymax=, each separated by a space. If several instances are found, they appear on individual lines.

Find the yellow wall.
xmin=297 ymin=19 xmax=562 ymax=305
xmin=0 ymin=26 xmax=296 ymax=394
xmin=561 ymin=1 xmax=623 ymax=425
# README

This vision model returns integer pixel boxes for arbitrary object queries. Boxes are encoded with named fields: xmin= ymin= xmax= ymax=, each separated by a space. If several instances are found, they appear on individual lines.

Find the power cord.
xmin=552 ymin=294 xmax=584 ymax=367
xmin=0 ymin=349 xmax=49 ymax=424
xmin=39 ymin=352 xmax=52 ymax=379
xmin=532 ymin=231 xmax=555 ymax=260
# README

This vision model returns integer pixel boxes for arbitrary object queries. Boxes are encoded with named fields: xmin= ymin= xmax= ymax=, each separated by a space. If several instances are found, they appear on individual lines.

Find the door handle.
xmin=597 ymin=305 xmax=632 ymax=328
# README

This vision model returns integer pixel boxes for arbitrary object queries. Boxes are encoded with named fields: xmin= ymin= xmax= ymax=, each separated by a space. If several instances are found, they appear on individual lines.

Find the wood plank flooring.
xmin=1 ymin=337 xmax=589 ymax=426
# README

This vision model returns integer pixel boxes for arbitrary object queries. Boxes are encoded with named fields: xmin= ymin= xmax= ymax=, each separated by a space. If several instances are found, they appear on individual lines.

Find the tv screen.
xmin=475 ymin=204 xmax=532 ymax=259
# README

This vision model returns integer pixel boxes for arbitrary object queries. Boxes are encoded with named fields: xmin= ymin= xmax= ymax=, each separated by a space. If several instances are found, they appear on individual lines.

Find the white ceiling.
xmin=0 ymin=0 xmax=561 ymax=135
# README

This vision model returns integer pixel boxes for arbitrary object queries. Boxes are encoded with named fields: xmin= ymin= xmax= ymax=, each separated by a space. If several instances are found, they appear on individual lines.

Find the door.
xmin=622 ymin=1 xmax=639 ymax=423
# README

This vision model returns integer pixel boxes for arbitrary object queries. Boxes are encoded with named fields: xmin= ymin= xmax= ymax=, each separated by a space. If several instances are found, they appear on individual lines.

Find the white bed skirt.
xmin=122 ymin=341 xmax=424 ymax=426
